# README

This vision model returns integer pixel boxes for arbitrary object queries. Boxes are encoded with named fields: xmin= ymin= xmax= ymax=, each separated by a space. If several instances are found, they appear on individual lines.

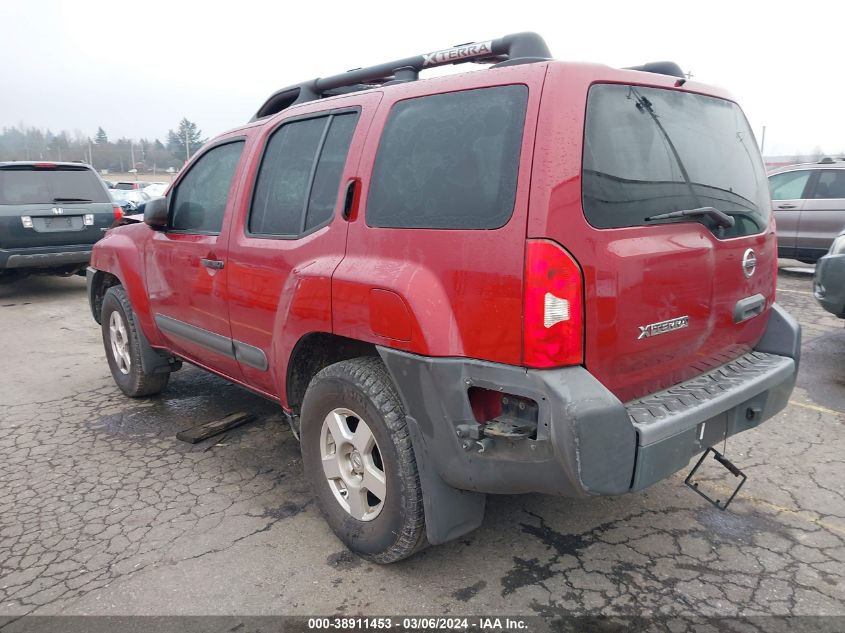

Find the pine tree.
xmin=167 ymin=118 xmax=205 ymax=161
xmin=95 ymin=127 xmax=109 ymax=144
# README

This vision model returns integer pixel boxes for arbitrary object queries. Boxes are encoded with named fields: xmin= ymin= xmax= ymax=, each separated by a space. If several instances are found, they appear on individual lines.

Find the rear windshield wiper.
xmin=645 ymin=206 xmax=735 ymax=229
xmin=53 ymin=197 xmax=92 ymax=203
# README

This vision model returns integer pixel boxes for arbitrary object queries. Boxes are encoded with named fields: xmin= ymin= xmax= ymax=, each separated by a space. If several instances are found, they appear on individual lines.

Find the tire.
xmin=101 ymin=285 xmax=170 ymax=397
xmin=300 ymin=357 xmax=427 ymax=563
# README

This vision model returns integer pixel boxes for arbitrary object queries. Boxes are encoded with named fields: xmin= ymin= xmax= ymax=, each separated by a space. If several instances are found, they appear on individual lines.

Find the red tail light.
xmin=523 ymin=239 xmax=584 ymax=368
xmin=113 ymin=206 xmax=124 ymax=220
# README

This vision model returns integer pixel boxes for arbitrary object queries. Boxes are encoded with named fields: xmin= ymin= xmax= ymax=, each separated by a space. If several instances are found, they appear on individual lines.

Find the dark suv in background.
xmin=0 ymin=162 xmax=120 ymax=280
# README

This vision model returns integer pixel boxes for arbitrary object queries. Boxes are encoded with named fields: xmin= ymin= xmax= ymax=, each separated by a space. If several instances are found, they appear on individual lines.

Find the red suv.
xmin=87 ymin=33 xmax=800 ymax=563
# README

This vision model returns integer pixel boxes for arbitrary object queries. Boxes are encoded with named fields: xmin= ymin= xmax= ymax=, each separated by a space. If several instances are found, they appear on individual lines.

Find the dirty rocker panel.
xmin=154 ymin=314 xmax=268 ymax=371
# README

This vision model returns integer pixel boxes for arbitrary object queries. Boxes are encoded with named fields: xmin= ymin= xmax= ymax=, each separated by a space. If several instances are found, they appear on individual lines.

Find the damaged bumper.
xmin=378 ymin=303 xmax=800 ymax=498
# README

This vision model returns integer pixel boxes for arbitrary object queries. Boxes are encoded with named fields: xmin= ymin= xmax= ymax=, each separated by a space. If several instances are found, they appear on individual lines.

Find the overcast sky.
xmin=1 ymin=0 xmax=842 ymax=157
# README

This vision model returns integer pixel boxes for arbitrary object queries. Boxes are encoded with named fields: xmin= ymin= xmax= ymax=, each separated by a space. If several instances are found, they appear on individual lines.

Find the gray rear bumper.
xmin=378 ymin=303 xmax=800 ymax=499
xmin=814 ymin=253 xmax=845 ymax=318
xmin=0 ymin=246 xmax=92 ymax=270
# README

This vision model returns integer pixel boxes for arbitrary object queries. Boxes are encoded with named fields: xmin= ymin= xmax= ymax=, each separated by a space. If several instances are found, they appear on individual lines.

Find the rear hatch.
xmin=579 ymin=83 xmax=776 ymax=401
xmin=0 ymin=164 xmax=115 ymax=249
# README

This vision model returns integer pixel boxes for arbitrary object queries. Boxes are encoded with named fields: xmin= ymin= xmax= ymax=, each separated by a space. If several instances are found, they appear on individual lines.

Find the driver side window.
xmin=170 ymin=141 xmax=245 ymax=233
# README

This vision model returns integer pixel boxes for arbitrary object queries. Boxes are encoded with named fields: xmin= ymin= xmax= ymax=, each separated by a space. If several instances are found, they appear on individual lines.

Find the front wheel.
xmin=300 ymin=357 xmax=427 ymax=563
xmin=101 ymin=285 xmax=170 ymax=397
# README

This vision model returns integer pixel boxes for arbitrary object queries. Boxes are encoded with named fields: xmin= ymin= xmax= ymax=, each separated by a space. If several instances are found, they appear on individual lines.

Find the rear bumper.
xmin=378 ymin=303 xmax=800 ymax=497
xmin=0 ymin=245 xmax=92 ymax=270
xmin=814 ymin=253 xmax=845 ymax=318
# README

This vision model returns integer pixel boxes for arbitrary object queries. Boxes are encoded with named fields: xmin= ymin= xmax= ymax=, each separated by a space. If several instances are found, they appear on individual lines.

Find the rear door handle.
xmin=734 ymin=294 xmax=765 ymax=323
xmin=342 ymin=178 xmax=358 ymax=221
xmin=776 ymin=204 xmax=797 ymax=209
xmin=201 ymin=258 xmax=225 ymax=270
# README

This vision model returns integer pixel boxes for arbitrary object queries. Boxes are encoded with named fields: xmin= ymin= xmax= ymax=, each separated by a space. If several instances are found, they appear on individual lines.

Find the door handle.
xmin=201 ymin=258 xmax=225 ymax=270
xmin=776 ymin=204 xmax=797 ymax=209
xmin=342 ymin=178 xmax=359 ymax=221
xmin=734 ymin=294 xmax=765 ymax=323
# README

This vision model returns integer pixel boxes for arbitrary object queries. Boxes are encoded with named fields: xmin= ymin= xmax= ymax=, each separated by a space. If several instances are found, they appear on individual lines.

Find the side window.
xmin=366 ymin=85 xmax=529 ymax=230
xmin=812 ymin=170 xmax=845 ymax=199
xmin=170 ymin=141 xmax=244 ymax=233
xmin=769 ymin=170 xmax=811 ymax=201
xmin=249 ymin=112 xmax=359 ymax=237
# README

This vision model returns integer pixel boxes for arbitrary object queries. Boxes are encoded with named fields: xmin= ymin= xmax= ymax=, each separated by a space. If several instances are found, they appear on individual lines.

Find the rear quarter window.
xmin=366 ymin=85 xmax=528 ymax=230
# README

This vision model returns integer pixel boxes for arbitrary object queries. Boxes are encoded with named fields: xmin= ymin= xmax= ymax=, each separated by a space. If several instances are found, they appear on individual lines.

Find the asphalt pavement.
xmin=0 ymin=262 xmax=843 ymax=620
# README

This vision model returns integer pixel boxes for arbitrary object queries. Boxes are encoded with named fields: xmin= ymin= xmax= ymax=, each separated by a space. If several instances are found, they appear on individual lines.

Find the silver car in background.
xmin=769 ymin=158 xmax=845 ymax=263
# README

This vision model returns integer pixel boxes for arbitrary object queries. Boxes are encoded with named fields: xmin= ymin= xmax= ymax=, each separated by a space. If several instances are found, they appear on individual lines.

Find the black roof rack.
xmin=623 ymin=61 xmax=685 ymax=79
xmin=251 ymin=33 xmax=687 ymax=121
xmin=251 ymin=32 xmax=552 ymax=120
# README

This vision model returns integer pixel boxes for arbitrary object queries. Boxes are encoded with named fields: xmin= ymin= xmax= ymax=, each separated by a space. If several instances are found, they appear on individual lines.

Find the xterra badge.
xmin=422 ymin=41 xmax=493 ymax=67
xmin=638 ymin=316 xmax=689 ymax=340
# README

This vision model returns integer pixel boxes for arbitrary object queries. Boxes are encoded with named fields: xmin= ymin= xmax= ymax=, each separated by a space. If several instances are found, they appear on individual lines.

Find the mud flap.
xmin=404 ymin=414 xmax=486 ymax=545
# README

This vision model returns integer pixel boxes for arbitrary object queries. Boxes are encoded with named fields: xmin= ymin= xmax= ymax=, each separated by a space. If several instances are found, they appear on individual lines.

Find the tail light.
xmin=523 ymin=239 xmax=584 ymax=368
xmin=113 ymin=206 xmax=124 ymax=220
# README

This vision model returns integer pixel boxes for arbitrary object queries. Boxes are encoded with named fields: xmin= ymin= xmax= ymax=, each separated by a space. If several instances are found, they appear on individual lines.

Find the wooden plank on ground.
xmin=176 ymin=412 xmax=255 ymax=444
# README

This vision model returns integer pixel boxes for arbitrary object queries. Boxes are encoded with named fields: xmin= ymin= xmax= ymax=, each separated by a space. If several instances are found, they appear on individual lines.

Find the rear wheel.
xmin=300 ymin=357 xmax=426 ymax=563
xmin=101 ymin=285 xmax=170 ymax=397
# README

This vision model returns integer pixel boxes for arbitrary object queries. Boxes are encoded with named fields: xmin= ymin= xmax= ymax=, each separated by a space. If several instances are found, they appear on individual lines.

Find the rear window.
xmin=582 ymin=84 xmax=770 ymax=238
xmin=0 ymin=167 xmax=110 ymax=205
xmin=366 ymin=85 xmax=528 ymax=230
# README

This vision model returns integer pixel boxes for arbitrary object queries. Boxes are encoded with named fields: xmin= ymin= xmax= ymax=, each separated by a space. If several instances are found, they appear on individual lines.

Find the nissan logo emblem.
xmin=742 ymin=249 xmax=757 ymax=277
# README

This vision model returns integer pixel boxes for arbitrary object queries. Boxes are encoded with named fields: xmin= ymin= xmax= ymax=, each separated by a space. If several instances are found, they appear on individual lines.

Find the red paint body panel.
xmin=529 ymin=64 xmax=776 ymax=400
xmin=143 ymin=131 xmax=253 ymax=382
xmin=369 ymin=289 xmax=412 ymax=342
xmin=90 ymin=223 xmax=162 ymax=346
xmin=332 ymin=63 xmax=546 ymax=365
xmin=224 ymin=93 xmax=383 ymax=403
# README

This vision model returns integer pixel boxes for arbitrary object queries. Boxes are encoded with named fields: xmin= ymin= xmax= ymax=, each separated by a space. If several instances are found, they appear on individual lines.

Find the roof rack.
xmin=251 ymin=33 xmax=688 ymax=121
xmin=623 ymin=61 xmax=685 ymax=79
xmin=251 ymin=32 xmax=552 ymax=120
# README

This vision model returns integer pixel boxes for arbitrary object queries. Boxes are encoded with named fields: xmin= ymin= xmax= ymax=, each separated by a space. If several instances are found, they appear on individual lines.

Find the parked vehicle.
xmin=769 ymin=158 xmax=845 ymax=263
xmin=87 ymin=33 xmax=800 ymax=563
xmin=113 ymin=181 xmax=145 ymax=190
xmin=814 ymin=229 xmax=845 ymax=318
xmin=0 ymin=161 xmax=121 ymax=279
xmin=109 ymin=189 xmax=151 ymax=212
xmin=142 ymin=182 xmax=168 ymax=197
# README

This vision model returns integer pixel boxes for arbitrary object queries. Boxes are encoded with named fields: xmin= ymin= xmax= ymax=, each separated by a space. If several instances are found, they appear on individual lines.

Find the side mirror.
xmin=143 ymin=196 xmax=168 ymax=230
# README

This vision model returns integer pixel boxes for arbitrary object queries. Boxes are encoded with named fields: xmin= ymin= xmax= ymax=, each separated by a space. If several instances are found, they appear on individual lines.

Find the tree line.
xmin=0 ymin=118 xmax=206 ymax=174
